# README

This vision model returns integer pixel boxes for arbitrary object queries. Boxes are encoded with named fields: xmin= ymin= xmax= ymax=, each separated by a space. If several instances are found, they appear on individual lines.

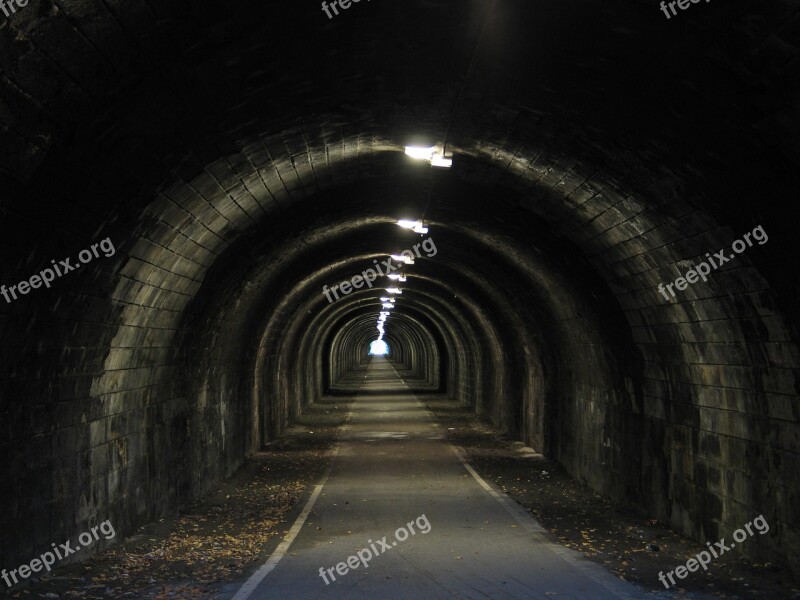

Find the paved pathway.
xmin=232 ymin=357 xmax=655 ymax=599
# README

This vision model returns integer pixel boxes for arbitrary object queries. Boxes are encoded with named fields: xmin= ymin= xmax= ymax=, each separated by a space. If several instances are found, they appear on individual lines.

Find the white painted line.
xmin=231 ymin=440 xmax=340 ymax=600
xmin=231 ymin=391 xmax=358 ymax=599
xmin=450 ymin=444 xmax=546 ymax=534
xmin=386 ymin=359 xmax=644 ymax=598
xmin=231 ymin=448 xmax=337 ymax=600
xmin=450 ymin=443 xmax=645 ymax=600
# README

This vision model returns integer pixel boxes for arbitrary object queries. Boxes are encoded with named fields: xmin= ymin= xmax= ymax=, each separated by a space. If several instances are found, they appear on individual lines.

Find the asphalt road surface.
xmin=230 ymin=357 xmax=658 ymax=600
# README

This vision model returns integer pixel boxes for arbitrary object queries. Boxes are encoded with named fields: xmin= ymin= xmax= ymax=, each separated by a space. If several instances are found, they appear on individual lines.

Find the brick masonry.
xmin=0 ymin=0 xmax=798 ymax=576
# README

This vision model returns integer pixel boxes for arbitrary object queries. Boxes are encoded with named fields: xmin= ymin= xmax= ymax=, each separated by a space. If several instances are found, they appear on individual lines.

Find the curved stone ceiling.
xmin=0 ymin=0 xmax=798 ymax=576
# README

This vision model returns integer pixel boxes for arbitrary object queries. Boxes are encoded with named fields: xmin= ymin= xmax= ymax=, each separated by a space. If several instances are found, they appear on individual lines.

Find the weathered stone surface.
xmin=0 ymin=0 xmax=798 ymax=578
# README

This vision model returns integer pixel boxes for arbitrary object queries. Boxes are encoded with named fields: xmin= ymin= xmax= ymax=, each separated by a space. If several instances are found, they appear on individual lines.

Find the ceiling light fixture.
xmin=397 ymin=219 xmax=421 ymax=229
xmin=404 ymin=146 xmax=436 ymax=160
xmin=397 ymin=219 xmax=429 ymax=234
xmin=404 ymin=145 xmax=452 ymax=169
xmin=390 ymin=254 xmax=414 ymax=265
xmin=430 ymin=155 xmax=452 ymax=169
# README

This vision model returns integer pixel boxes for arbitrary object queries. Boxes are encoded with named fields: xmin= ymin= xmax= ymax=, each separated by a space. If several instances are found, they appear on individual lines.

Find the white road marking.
xmin=230 ymin=446 xmax=339 ymax=600
xmin=231 ymin=392 xmax=358 ymax=599
xmin=449 ymin=446 xmax=646 ymax=600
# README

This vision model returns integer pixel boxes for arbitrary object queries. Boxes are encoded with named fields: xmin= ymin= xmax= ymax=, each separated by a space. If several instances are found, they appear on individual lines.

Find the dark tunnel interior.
xmin=1 ymin=0 xmax=799 ymax=597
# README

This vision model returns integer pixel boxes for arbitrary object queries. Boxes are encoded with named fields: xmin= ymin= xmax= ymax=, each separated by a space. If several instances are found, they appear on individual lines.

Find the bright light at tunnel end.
xmin=369 ymin=340 xmax=389 ymax=356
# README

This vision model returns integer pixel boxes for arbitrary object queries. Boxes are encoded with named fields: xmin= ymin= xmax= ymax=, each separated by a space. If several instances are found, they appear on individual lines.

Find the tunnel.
xmin=1 ymin=0 xmax=799 ymax=597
